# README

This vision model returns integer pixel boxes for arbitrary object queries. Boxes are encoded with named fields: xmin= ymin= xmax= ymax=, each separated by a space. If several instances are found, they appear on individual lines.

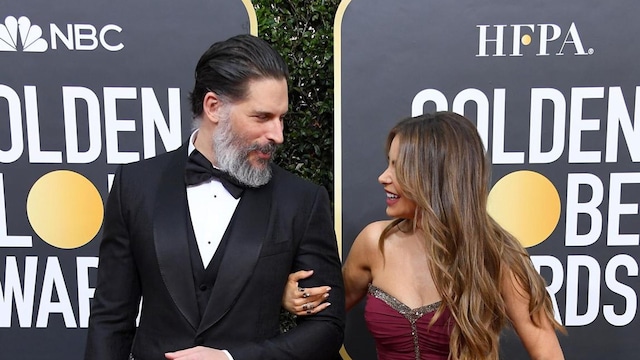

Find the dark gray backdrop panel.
xmin=339 ymin=0 xmax=639 ymax=359
xmin=0 ymin=1 xmax=251 ymax=358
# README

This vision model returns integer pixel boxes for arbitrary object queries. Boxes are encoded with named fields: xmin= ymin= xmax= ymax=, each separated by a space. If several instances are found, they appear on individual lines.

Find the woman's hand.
xmin=282 ymin=270 xmax=332 ymax=316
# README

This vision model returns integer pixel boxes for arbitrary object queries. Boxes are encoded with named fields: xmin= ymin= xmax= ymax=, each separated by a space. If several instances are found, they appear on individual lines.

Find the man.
xmin=85 ymin=34 xmax=345 ymax=360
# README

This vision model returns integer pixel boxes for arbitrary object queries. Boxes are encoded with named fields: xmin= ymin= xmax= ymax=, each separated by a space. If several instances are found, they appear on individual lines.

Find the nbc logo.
xmin=0 ymin=16 xmax=47 ymax=52
xmin=0 ymin=15 xmax=123 ymax=52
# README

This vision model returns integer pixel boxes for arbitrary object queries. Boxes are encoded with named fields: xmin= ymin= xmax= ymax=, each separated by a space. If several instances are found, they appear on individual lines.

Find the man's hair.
xmin=189 ymin=34 xmax=289 ymax=117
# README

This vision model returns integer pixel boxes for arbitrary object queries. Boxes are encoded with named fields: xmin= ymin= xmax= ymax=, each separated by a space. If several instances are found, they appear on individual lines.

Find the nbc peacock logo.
xmin=0 ymin=15 xmax=124 ymax=52
xmin=0 ymin=16 xmax=48 ymax=52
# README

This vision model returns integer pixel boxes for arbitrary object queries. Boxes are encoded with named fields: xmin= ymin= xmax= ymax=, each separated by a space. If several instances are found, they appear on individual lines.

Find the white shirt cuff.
xmin=223 ymin=349 xmax=234 ymax=360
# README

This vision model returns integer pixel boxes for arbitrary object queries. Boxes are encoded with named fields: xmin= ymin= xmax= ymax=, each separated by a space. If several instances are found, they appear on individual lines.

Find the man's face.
xmin=212 ymin=77 xmax=288 ymax=187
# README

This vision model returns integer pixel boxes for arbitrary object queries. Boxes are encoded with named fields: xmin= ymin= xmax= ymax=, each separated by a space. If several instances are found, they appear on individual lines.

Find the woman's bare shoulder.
xmin=345 ymin=221 xmax=393 ymax=270
xmin=354 ymin=220 xmax=394 ymax=247
xmin=360 ymin=220 xmax=393 ymax=236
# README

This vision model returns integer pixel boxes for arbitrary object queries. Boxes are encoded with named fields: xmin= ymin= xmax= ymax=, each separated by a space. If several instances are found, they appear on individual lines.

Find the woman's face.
xmin=378 ymin=136 xmax=418 ymax=219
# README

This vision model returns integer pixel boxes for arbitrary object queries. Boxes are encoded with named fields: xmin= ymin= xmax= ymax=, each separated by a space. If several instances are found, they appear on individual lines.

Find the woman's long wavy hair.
xmin=379 ymin=112 xmax=563 ymax=360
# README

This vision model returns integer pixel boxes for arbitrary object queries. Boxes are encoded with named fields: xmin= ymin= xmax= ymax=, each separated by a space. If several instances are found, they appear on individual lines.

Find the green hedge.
xmin=254 ymin=0 xmax=340 ymax=332
xmin=255 ymin=0 xmax=339 ymax=199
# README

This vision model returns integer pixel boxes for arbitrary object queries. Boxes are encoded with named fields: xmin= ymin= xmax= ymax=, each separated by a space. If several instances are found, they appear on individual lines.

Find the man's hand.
xmin=165 ymin=346 xmax=229 ymax=360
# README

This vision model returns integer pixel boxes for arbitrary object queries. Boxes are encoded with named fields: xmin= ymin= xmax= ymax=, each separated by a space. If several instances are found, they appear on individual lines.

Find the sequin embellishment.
xmin=368 ymin=284 xmax=441 ymax=360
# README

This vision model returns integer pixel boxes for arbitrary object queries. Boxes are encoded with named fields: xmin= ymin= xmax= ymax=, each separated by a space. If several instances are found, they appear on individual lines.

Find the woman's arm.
xmin=342 ymin=223 xmax=378 ymax=311
xmin=282 ymin=222 xmax=382 ymax=314
xmin=502 ymin=269 xmax=565 ymax=360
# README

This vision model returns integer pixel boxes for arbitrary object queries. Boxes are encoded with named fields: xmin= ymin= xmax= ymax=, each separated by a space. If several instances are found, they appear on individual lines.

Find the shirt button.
xmin=199 ymin=284 xmax=207 ymax=291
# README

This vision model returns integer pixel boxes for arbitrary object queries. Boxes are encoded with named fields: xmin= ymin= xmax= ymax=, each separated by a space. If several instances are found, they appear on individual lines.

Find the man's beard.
xmin=212 ymin=117 xmax=277 ymax=188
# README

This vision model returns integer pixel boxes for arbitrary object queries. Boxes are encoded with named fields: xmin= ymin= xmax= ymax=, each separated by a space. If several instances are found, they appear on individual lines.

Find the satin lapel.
xmin=153 ymin=144 xmax=199 ymax=329
xmin=197 ymin=182 xmax=273 ymax=334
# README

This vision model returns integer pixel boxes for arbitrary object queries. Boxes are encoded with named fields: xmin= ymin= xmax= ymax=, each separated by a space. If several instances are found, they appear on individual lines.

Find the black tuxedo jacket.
xmin=85 ymin=143 xmax=345 ymax=360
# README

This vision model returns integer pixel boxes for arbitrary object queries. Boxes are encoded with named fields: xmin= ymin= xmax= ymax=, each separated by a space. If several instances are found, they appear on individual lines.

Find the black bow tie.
xmin=184 ymin=149 xmax=245 ymax=199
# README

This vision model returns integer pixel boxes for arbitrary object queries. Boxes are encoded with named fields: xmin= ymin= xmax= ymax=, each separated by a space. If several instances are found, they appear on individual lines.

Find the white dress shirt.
xmin=186 ymin=131 xmax=241 ymax=267
xmin=186 ymin=130 xmax=239 ymax=360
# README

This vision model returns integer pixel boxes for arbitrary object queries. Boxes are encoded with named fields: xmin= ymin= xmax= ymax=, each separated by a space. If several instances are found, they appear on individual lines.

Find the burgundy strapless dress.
xmin=365 ymin=284 xmax=452 ymax=360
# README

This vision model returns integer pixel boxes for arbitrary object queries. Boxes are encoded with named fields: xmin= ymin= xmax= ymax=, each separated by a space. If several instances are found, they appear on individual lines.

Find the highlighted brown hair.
xmin=379 ymin=111 xmax=564 ymax=359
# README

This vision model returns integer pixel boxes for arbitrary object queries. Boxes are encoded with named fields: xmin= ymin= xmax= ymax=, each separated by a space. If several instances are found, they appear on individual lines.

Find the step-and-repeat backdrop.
xmin=336 ymin=0 xmax=638 ymax=359
xmin=0 ymin=0 xmax=254 ymax=358
xmin=2 ymin=0 xmax=638 ymax=359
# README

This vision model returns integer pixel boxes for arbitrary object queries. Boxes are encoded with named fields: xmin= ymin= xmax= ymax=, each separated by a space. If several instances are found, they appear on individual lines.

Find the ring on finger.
xmin=303 ymin=292 xmax=310 ymax=298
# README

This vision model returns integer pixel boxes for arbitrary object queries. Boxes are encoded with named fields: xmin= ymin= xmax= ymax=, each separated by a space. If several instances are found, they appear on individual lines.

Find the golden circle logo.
xmin=488 ymin=170 xmax=561 ymax=248
xmin=521 ymin=34 xmax=532 ymax=46
xmin=26 ymin=170 xmax=104 ymax=249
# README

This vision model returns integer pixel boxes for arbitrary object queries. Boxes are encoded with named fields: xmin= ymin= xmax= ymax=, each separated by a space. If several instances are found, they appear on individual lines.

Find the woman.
xmin=283 ymin=112 xmax=565 ymax=359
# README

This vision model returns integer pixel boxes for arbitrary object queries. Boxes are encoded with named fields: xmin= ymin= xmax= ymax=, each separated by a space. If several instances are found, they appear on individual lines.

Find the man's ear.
xmin=202 ymin=91 xmax=224 ymax=125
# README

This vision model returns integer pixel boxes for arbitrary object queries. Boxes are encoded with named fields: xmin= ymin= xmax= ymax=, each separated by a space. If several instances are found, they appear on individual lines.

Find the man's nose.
xmin=266 ymin=119 xmax=284 ymax=144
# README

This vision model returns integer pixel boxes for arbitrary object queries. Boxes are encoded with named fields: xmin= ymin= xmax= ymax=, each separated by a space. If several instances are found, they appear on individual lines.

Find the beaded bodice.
xmin=365 ymin=284 xmax=452 ymax=360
